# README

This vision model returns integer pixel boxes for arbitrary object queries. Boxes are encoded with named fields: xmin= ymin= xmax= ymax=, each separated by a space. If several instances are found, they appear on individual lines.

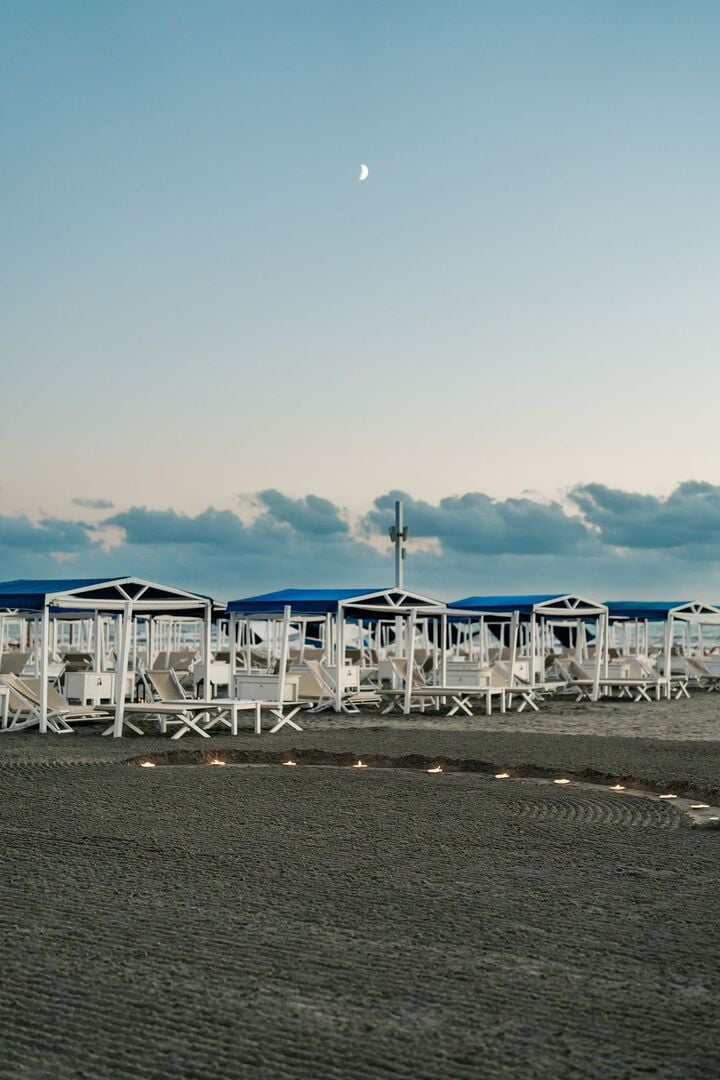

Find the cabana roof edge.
xmin=228 ymin=588 xmax=384 ymax=616
xmin=228 ymin=586 xmax=462 ymax=619
xmin=605 ymin=599 xmax=720 ymax=623
xmin=451 ymin=593 xmax=607 ymax=617
xmin=0 ymin=577 xmax=217 ymax=615
xmin=339 ymin=587 xmax=448 ymax=612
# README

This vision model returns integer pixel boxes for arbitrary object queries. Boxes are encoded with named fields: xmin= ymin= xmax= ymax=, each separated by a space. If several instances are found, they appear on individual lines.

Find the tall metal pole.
xmin=388 ymin=499 xmax=408 ymax=589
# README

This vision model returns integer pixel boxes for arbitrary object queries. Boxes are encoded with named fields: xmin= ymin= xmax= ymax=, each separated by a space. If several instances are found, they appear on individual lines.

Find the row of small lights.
xmin=136 ymin=758 xmax=714 ymax=811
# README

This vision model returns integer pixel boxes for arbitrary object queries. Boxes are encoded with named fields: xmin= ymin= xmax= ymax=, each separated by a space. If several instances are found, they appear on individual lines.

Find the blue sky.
xmin=2 ymin=1 xmax=720 ymax=598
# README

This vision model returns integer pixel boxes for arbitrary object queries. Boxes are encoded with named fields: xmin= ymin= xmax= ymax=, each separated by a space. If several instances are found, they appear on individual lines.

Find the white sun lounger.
xmin=379 ymin=685 xmax=507 ymax=717
xmin=120 ymin=669 xmax=305 ymax=737
xmin=0 ymin=674 xmax=112 ymax=734
xmin=303 ymin=660 xmax=382 ymax=714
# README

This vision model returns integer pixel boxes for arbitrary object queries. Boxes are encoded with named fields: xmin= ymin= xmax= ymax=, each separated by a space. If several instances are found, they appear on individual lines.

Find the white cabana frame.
xmin=0 ymin=578 xmax=216 ymax=737
xmin=450 ymin=593 xmax=609 ymax=701
xmin=336 ymin=588 xmax=488 ymax=714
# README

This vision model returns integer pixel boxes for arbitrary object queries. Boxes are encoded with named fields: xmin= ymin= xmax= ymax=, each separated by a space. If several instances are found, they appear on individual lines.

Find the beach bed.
xmin=379 ymin=685 xmax=507 ymax=717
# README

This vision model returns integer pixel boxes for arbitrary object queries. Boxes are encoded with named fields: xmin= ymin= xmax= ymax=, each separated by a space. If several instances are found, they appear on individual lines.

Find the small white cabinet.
xmin=445 ymin=663 xmax=492 ymax=688
xmin=233 ymin=674 xmax=300 ymax=702
xmin=64 ymin=671 xmax=134 ymax=705
xmin=193 ymin=661 xmax=230 ymax=691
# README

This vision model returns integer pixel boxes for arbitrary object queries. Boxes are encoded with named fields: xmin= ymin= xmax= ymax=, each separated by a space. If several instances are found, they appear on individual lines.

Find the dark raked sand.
xmin=2 ymin=699 xmax=720 ymax=1079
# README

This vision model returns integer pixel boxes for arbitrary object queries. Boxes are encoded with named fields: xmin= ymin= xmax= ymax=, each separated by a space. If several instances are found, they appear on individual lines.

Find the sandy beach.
xmin=1 ymin=698 xmax=719 ymax=1080
xmin=6 ymin=0 xmax=720 ymax=1074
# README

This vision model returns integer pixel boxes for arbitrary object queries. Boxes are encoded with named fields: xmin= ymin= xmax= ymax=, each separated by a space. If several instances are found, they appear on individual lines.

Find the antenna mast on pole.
xmin=388 ymin=499 xmax=408 ymax=588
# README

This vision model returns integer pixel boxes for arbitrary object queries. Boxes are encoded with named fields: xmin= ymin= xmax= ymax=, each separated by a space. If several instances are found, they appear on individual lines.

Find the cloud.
xmin=100 ymin=499 xmax=384 ymax=597
xmin=107 ymin=507 xmax=250 ymax=548
xmin=570 ymin=481 xmax=720 ymax=553
xmin=0 ymin=514 xmax=94 ymax=555
xmin=72 ymin=497 xmax=115 ymax=510
xmin=1 ymin=481 xmax=720 ymax=600
xmin=107 ymin=492 xmax=348 ymax=551
xmin=254 ymin=490 xmax=348 ymax=536
xmin=364 ymin=489 xmax=592 ymax=555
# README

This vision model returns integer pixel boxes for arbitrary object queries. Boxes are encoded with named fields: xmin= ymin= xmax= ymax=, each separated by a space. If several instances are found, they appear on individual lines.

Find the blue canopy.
xmin=604 ymin=601 xmax=689 ymax=622
xmin=227 ymin=588 xmax=382 ymax=616
xmin=0 ymin=578 xmax=114 ymax=612
xmin=0 ymin=577 xmax=214 ymax=615
xmin=450 ymin=594 xmax=568 ymax=616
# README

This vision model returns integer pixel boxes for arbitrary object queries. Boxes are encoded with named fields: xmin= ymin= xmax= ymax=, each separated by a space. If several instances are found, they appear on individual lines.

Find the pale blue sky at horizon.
xmin=2 ymin=1 xmax=720 ymax=598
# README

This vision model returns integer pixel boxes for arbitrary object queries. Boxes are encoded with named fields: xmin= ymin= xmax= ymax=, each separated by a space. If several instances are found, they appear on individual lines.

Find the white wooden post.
xmin=39 ymin=605 xmax=50 ymax=734
xmin=228 ymin=612 xmax=237 ymax=693
xmin=335 ymin=605 xmax=345 ymax=712
xmin=664 ymin=616 xmax=673 ymax=681
xmin=298 ymin=618 xmax=307 ymax=666
xmin=529 ymin=614 xmax=537 ymax=686
xmin=245 ymin=619 xmax=252 ymax=672
xmin=131 ymin=616 xmax=138 ymax=676
xmin=575 ymin=621 xmax=584 ymax=662
xmin=591 ymin=615 xmax=604 ymax=702
xmin=93 ymin=611 xmax=102 ymax=672
xmin=324 ymin=614 xmax=332 ymax=666
xmin=394 ymin=615 xmax=403 ymax=661
xmin=440 ymin=612 xmax=448 ymax=687
xmin=113 ymin=603 xmax=133 ymax=738
xmin=403 ymin=609 xmax=416 ymax=715
xmin=508 ymin=611 xmax=519 ymax=685
xmin=277 ymin=605 xmax=291 ymax=705
xmin=147 ymin=616 xmax=154 ymax=672
xmin=203 ymin=603 xmax=213 ymax=699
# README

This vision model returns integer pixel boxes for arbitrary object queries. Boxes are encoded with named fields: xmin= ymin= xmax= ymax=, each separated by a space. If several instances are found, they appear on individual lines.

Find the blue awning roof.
xmin=227 ymin=588 xmax=383 ymax=616
xmin=0 ymin=578 xmax=115 ymax=612
xmin=450 ymin=594 xmax=569 ymax=615
xmin=604 ymin=601 xmax=690 ymax=621
xmin=0 ymin=577 xmax=214 ymax=614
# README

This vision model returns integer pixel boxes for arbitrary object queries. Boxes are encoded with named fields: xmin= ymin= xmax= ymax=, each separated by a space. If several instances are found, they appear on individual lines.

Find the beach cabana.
xmin=450 ymin=594 xmax=609 ymax=700
xmin=226 ymin=588 xmax=379 ymax=670
xmin=335 ymin=588 xmax=469 ymax=713
xmin=605 ymin=600 xmax=720 ymax=681
xmin=0 ymin=578 xmax=216 ymax=736
xmin=226 ymin=588 xmax=383 ymax=708
xmin=228 ymin=587 xmax=480 ymax=713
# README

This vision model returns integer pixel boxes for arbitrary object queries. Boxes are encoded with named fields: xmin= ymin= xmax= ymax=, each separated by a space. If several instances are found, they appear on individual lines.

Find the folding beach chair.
xmin=141 ymin=669 xmax=293 ymax=737
xmin=303 ymin=660 xmax=381 ymax=714
xmin=0 ymin=676 xmax=54 ymax=732
xmin=0 ymin=674 xmax=112 ymax=734
xmin=144 ymin=669 xmax=232 ymax=737
xmin=490 ymin=663 xmax=543 ymax=712
xmin=0 ymin=652 xmax=31 ymax=676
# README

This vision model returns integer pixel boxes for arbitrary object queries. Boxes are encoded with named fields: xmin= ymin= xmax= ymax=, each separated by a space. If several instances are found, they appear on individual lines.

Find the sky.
xmin=2 ymin=1 xmax=720 ymax=599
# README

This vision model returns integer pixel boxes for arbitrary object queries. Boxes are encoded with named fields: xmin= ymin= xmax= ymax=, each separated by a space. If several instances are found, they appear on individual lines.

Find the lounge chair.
xmin=671 ymin=656 xmax=720 ymax=691
xmin=303 ymin=660 xmax=382 ymax=714
xmin=489 ymin=663 xmax=544 ymax=712
xmin=125 ymin=670 xmax=302 ymax=738
xmin=0 ymin=651 xmax=31 ymax=676
xmin=556 ymin=658 xmax=681 ymax=702
xmin=140 ymin=669 xmax=233 ymax=738
xmin=0 ymin=674 xmax=112 ymax=734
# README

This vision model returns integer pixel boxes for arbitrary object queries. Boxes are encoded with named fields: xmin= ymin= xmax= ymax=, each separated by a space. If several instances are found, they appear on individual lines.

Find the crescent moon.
xmin=358 ymin=164 xmax=369 ymax=181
